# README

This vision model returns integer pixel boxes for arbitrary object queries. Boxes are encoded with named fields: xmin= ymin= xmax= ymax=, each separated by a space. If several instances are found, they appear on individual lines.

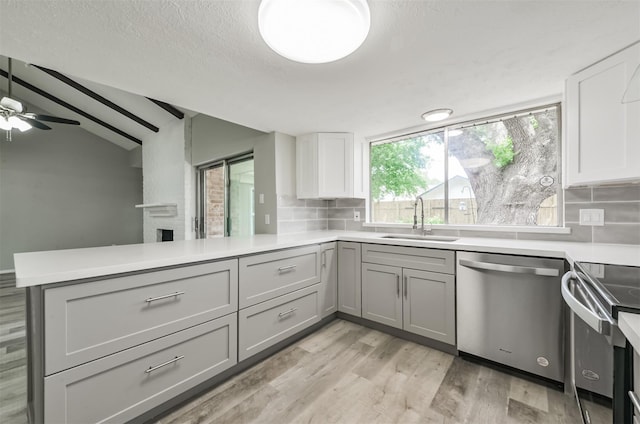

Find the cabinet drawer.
xmin=44 ymin=259 xmax=238 ymax=374
xmin=239 ymin=245 xmax=320 ymax=309
xmin=44 ymin=314 xmax=237 ymax=424
xmin=238 ymin=283 xmax=320 ymax=361
xmin=362 ymin=243 xmax=455 ymax=274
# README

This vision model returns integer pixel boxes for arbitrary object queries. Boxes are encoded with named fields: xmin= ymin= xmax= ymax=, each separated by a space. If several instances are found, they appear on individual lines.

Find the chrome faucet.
xmin=412 ymin=196 xmax=431 ymax=235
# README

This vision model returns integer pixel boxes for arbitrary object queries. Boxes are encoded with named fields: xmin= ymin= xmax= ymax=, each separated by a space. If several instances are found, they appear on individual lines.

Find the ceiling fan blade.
xmin=32 ymin=114 xmax=80 ymax=125
xmin=20 ymin=116 xmax=52 ymax=130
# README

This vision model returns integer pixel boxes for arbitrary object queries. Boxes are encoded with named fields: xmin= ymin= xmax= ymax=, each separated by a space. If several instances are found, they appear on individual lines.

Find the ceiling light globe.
xmin=421 ymin=108 xmax=453 ymax=122
xmin=258 ymin=0 xmax=371 ymax=64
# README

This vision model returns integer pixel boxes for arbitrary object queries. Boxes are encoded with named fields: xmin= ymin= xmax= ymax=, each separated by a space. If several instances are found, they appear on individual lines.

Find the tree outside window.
xmin=370 ymin=105 xmax=560 ymax=226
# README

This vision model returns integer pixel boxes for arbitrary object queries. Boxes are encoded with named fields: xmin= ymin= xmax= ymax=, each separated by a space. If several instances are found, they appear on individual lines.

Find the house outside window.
xmin=370 ymin=104 xmax=561 ymax=227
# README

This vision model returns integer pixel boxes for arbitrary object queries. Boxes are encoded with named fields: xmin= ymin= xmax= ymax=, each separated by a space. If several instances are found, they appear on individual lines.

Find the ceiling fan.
xmin=1 ymin=57 xmax=80 ymax=141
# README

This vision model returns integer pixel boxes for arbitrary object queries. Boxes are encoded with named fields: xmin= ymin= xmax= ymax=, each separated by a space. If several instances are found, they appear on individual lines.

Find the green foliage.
xmin=426 ymin=216 xmax=444 ymax=224
xmin=370 ymin=137 xmax=427 ymax=200
xmin=485 ymin=135 xmax=515 ymax=168
xmin=530 ymin=116 xmax=539 ymax=129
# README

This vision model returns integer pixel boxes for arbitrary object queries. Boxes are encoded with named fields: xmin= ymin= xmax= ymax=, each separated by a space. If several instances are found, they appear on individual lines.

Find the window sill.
xmin=362 ymin=222 xmax=572 ymax=235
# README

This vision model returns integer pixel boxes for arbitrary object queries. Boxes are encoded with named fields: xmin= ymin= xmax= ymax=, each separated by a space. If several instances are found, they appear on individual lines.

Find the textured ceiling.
xmin=1 ymin=0 xmax=639 ymax=141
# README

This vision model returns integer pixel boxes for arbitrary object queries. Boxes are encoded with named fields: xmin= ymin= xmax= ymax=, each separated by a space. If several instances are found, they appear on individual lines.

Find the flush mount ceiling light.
xmin=258 ymin=0 xmax=371 ymax=64
xmin=421 ymin=108 xmax=453 ymax=122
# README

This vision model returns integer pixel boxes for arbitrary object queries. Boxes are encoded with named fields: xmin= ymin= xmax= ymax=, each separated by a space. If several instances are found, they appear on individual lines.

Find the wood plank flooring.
xmin=0 ymin=274 xmax=584 ymax=424
xmin=0 ymin=274 xmax=27 ymax=424
xmin=156 ymin=319 xmax=583 ymax=424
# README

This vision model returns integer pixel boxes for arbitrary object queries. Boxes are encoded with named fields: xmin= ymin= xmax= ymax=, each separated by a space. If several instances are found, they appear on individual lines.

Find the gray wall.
xmin=191 ymin=115 xmax=300 ymax=234
xmin=0 ymin=121 xmax=143 ymax=270
xmin=191 ymin=115 xmax=266 ymax=166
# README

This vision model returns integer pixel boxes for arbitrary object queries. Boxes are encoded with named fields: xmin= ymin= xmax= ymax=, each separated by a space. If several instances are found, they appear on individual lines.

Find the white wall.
xmin=141 ymin=117 xmax=193 ymax=242
xmin=0 ymin=119 xmax=143 ymax=270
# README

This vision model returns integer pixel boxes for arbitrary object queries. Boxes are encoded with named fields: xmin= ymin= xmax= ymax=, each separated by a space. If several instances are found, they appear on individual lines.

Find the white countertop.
xmin=619 ymin=312 xmax=640 ymax=352
xmin=13 ymin=230 xmax=640 ymax=287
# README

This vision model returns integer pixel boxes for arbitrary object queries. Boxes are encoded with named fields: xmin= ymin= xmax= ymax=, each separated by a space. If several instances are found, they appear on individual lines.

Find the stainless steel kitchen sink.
xmin=380 ymin=234 xmax=459 ymax=242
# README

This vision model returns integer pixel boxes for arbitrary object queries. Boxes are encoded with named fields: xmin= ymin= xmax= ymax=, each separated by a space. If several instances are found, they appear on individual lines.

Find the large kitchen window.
xmin=370 ymin=104 xmax=561 ymax=227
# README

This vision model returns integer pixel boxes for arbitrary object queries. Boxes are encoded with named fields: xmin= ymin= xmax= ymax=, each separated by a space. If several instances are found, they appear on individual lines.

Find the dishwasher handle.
xmin=561 ymin=271 xmax=611 ymax=335
xmin=458 ymin=259 xmax=560 ymax=277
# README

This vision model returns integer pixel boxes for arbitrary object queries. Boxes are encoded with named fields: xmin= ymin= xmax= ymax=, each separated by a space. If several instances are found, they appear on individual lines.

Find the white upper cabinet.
xmin=565 ymin=42 xmax=640 ymax=187
xmin=296 ymin=132 xmax=367 ymax=199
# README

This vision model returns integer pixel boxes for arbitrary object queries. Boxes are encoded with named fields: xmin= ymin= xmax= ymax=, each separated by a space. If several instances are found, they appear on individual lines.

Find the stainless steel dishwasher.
xmin=457 ymin=251 xmax=566 ymax=382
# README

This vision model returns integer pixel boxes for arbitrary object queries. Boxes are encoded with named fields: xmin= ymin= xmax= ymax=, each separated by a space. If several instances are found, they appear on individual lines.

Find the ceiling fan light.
xmin=0 ymin=117 xmax=11 ymax=131
xmin=1 ymin=96 xmax=24 ymax=113
xmin=8 ymin=116 xmax=32 ymax=132
xmin=258 ymin=0 xmax=371 ymax=64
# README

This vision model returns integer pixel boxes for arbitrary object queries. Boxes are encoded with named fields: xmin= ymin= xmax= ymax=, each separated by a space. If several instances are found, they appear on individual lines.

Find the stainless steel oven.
xmin=562 ymin=262 xmax=639 ymax=424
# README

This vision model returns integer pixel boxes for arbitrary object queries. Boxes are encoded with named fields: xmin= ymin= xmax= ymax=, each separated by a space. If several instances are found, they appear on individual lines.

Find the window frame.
xmin=196 ymin=151 xmax=254 ymax=238
xmin=367 ymin=103 xmax=564 ymax=230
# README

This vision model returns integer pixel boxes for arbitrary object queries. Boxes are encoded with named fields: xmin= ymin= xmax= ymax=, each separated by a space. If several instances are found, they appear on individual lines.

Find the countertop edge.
xmin=14 ymin=231 xmax=640 ymax=287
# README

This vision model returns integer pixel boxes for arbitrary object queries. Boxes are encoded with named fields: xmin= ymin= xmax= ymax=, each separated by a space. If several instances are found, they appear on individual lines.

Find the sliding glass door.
xmin=198 ymin=153 xmax=254 ymax=238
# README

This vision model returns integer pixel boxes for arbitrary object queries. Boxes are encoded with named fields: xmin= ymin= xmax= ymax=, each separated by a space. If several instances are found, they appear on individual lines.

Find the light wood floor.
xmin=0 ymin=274 xmax=27 ymax=424
xmin=0 ymin=275 xmax=585 ymax=424
xmin=156 ymin=319 xmax=583 ymax=424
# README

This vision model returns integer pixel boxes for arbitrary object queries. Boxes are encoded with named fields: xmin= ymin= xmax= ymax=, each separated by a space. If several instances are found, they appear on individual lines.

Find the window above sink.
xmin=368 ymin=104 xmax=562 ymax=229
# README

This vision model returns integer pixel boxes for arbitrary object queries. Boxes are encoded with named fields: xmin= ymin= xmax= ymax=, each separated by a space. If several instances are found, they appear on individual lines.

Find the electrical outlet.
xmin=265 ymin=214 xmax=270 ymax=225
xmin=354 ymin=211 xmax=361 ymax=222
xmin=259 ymin=193 xmax=264 ymax=204
xmin=579 ymin=209 xmax=604 ymax=226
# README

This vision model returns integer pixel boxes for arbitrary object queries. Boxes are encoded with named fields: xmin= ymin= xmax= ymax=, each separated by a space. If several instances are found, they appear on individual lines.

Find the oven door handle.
xmin=561 ymin=270 xmax=611 ymax=335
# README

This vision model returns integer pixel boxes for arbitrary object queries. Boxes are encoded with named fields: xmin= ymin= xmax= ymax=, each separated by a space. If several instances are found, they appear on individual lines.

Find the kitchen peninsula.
xmin=14 ymin=231 xmax=640 ymax=423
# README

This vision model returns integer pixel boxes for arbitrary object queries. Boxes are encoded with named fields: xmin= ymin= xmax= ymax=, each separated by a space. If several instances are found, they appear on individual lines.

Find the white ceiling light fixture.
xmin=258 ymin=0 xmax=371 ymax=64
xmin=421 ymin=108 xmax=453 ymax=122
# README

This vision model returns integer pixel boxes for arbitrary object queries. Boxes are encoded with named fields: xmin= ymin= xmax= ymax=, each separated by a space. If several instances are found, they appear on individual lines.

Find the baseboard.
xmin=336 ymin=312 xmax=458 ymax=356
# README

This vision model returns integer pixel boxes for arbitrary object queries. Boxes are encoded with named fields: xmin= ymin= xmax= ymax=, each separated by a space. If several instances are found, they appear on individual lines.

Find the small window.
xmin=370 ymin=105 xmax=561 ymax=227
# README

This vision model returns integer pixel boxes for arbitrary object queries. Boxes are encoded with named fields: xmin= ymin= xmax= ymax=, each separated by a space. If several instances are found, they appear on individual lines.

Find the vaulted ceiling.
xmin=1 ymin=0 xmax=638 ymax=143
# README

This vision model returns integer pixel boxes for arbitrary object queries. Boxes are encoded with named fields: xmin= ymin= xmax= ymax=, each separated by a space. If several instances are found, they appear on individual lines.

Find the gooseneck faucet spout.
xmin=413 ymin=196 xmax=427 ymax=235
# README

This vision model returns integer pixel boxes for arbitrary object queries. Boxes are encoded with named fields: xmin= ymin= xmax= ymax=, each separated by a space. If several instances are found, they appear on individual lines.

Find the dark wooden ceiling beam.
xmin=33 ymin=65 xmax=160 ymax=133
xmin=146 ymin=97 xmax=185 ymax=120
xmin=0 ymin=69 xmax=142 ymax=145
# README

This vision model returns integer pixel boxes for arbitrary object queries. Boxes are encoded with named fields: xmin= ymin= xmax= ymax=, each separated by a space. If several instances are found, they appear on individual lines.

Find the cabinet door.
xmin=362 ymin=263 xmax=403 ymax=329
xmin=317 ymin=133 xmax=354 ymax=198
xmin=337 ymin=241 xmax=361 ymax=317
xmin=296 ymin=133 xmax=318 ymax=198
xmin=320 ymin=242 xmax=338 ymax=318
xmin=566 ymin=42 xmax=640 ymax=186
xmin=403 ymin=268 xmax=455 ymax=345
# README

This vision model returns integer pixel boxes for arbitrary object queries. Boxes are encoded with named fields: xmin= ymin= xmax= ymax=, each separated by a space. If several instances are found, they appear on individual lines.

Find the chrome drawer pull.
xmin=278 ymin=265 xmax=297 ymax=273
xmin=145 ymin=291 xmax=185 ymax=303
xmin=278 ymin=307 xmax=298 ymax=318
xmin=630 ymin=391 xmax=640 ymax=414
xmin=145 ymin=355 xmax=184 ymax=374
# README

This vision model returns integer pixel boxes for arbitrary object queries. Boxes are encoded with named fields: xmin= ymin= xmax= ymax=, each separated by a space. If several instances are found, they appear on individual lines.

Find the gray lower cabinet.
xmin=238 ymin=283 xmax=321 ymax=361
xmin=239 ymin=245 xmax=320 ymax=309
xmin=361 ymin=263 xmax=402 ymax=328
xmin=44 ymin=259 xmax=238 ymax=374
xmin=361 ymin=244 xmax=456 ymax=345
xmin=320 ymin=242 xmax=338 ymax=318
xmin=403 ymin=268 xmax=455 ymax=344
xmin=337 ymin=241 xmax=362 ymax=317
xmin=44 ymin=314 xmax=237 ymax=424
